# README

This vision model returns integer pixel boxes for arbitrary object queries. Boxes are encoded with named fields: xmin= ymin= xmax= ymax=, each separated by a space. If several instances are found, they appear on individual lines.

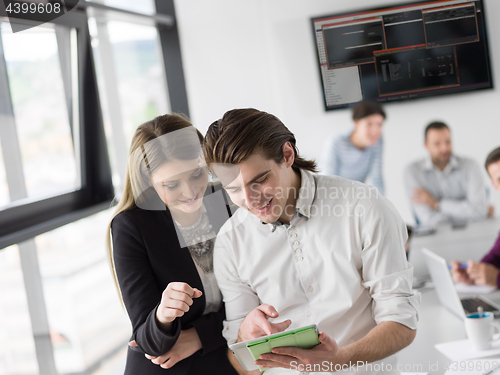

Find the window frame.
xmin=0 ymin=0 xmax=190 ymax=250
xmin=0 ymin=9 xmax=114 ymax=249
xmin=0 ymin=1 xmax=190 ymax=374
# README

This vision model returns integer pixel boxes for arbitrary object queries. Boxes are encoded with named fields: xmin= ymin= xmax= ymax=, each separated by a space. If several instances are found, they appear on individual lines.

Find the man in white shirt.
xmin=204 ymin=108 xmax=419 ymax=374
xmin=404 ymin=121 xmax=489 ymax=227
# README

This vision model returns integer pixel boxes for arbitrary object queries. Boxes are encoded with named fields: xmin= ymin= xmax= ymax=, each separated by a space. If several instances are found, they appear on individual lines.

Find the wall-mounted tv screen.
xmin=312 ymin=0 xmax=493 ymax=110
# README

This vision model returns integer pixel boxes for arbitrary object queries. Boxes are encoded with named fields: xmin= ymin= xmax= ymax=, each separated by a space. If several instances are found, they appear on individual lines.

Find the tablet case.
xmin=246 ymin=325 xmax=320 ymax=371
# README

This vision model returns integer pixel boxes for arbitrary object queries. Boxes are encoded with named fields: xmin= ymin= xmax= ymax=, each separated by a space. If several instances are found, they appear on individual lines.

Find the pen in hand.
xmin=447 ymin=263 xmax=468 ymax=270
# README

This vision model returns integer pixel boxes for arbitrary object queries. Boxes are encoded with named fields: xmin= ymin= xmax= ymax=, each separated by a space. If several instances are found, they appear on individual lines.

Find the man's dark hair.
xmin=485 ymin=147 xmax=500 ymax=172
xmin=424 ymin=121 xmax=450 ymax=140
xmin=352 ymin=101 xmax=386 ymax=121
xmin=204 ymin=108 xmax=317 ymax=172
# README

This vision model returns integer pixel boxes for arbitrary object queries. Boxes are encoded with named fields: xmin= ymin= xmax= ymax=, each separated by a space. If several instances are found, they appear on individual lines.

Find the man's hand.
xmin=129 ymin=328 xmax=202 ymax=369
xmin=228 ymin=304 xmax=291 ymax=375
xmin=467 ymin=261 xmax=500 ymax=287
xmin=450 ymin=260 xmax=473 ymax=285
xmin=255 ymin=331 xmax=342 ymax=371
xmin=412 ymin=188 xmax=438 ymax=210
xmin=255 ymin=322 xmax=415 ymax=372
xmin=237 ymin=304 xmax=291 ymax=343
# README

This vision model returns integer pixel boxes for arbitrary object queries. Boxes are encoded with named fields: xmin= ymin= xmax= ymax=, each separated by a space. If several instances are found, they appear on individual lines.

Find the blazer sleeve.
xmin=188 ymin=301 xmax=228 ymax=355
xmin=111 ymin=211 xmax=181 ymax=356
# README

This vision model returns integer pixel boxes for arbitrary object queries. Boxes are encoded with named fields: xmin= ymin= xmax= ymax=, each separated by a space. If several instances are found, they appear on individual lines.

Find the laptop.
xmin=408 ymin=245 xmax=430 ymax=281
xmin=421 ymin=247 xmax=500 ymax=319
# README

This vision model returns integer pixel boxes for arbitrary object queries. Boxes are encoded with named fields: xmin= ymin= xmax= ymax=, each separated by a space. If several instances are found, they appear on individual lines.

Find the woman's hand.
xmin=450 ymin=260 xmax=473 ymax=284
xmin=467 ymin=261 xmax=500 ymax=287
xmin=144 ymin=328 xmax=202 ymax=369
xmin=156 ymin=282 xmax=203 ymax=331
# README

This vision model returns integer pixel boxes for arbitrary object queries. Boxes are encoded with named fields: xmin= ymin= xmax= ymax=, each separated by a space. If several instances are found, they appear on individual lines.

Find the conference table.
xmin=398 ymin=218 xmax=500 ymax=375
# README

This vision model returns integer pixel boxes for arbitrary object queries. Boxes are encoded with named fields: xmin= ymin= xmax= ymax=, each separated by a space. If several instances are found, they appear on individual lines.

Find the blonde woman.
xmin=106 ymin=114 xmax=237 ymax=375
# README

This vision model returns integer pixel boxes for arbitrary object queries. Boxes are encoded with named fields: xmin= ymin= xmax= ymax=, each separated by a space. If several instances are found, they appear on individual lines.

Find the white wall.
xmin=175 ymin=0 xmax=500 ymax=223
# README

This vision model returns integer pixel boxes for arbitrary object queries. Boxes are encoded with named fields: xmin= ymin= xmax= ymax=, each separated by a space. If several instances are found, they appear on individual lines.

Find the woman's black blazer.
xmin=111 ymin=187 xmax=238 ymax=375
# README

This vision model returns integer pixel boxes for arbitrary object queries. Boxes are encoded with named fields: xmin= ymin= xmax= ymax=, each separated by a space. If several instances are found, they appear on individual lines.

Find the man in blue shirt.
xmin=322 ymin=101 xmax=385 ymax=195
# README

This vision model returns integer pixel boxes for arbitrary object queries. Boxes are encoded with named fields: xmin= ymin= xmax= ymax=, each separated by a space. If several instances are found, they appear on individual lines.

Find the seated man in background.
xmin=404 ymin=121 xmax=488 ymax=227
xmin=451 ymin=147 xmax=500 ymax=288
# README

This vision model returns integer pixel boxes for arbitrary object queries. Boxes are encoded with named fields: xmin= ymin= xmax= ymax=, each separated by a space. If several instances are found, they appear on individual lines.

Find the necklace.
xmin=174 ymin=209 xmax=215 ymax=273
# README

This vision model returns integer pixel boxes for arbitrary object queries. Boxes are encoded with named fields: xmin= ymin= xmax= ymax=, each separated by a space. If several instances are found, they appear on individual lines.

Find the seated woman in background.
xmin=451 ymin=147 xmax=500 ymax=288
xmin=322 ymin=101 xmax=386 ymax=195
xmin=106 ymin=114 xmax=237 ymax=375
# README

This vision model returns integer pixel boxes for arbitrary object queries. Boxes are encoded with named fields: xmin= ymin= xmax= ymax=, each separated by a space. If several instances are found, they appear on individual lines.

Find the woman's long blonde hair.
xmin=106 ymin=114 xmax=203 ymax=303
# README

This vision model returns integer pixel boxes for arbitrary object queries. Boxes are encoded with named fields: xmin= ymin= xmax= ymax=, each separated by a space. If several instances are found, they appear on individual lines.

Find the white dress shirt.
xmin=214 ymin=169 xmax=420 ymax=375
xmin=404 ymin=155 xmax=488 ymax=227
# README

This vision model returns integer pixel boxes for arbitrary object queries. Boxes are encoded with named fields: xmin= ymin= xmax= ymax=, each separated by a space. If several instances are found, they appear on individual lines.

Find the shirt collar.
xmin=423 ymin=156 xmax=434 ymax=171
xmin=295 ymin=168 xmax=315 ymax=219
xmin=448 ymin=155 xmax=459 ymax=170
xmin=424 ymin=154 xmax=459 ymax=172
xmin=261 ymin=168 xmax=316 ymax=231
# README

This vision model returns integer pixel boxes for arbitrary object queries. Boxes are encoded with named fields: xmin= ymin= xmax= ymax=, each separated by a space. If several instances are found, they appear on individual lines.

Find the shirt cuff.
xmin=363 ymin=268 xmax=421 ymax=330
xmin=131 ymin=303 xmax=181 ymax=356
xmin=373 ymin=292 xmax=421 ymax=330
xmin=222 ymin=318 xmax=244 ymax=346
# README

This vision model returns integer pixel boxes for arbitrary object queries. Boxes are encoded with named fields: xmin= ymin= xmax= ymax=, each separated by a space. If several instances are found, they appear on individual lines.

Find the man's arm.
xmin=228 ymin=348 xmax=259 ymax=375
xmin=404 ymin=164 xmax=445 ymax=226
xmin=340 ymin=321 xmax=415 ymax=365
xmin=258 ymin=193 xmax=419 ymax=371
xmin=228 ymin=348 xmax=260 ymax=375
xmin=438 ymin=159 xmax=488 ymax=222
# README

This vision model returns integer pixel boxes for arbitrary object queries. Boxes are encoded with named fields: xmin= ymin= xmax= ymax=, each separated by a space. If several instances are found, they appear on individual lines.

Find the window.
xmin=1 ymin=24 xmax=80 ymax=205
xmin=0 ymin=11 xmax=114 ymax=249
xmin=88 ymin=15 xmax=170 ymax=192
xmin=35 ymin=209 xmax=130 ymax=374
xmin=86 ymin=0 xmax=156 ymax=15
xmin=0 ymin=245 xmax=39 ymax=375
xmin=0 ymin=143 xmax=8 ymax=207
xmin=1 ymin=2 xmax=188 ymax=375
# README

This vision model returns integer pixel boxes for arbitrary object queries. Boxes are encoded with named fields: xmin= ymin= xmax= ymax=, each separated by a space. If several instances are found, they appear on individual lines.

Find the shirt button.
xmin=308 ymin=286 xmax=314 ymax=292
xmin=294 ymin=241 xmax=300 ymax=246
xmin=296 ymin=249 xmax=302 ymax=254
xmin=304 ymin=209 xmax=309 ymax=215
xmin=290 ymin=226 xmax=295 ymax=230
xmin=292 ymin=233 xmax=298 ymax=238
xmin=307 ymin=311 xmax=312 ymax=317
xmin=298 ymin=256 xmax=304 ymax=262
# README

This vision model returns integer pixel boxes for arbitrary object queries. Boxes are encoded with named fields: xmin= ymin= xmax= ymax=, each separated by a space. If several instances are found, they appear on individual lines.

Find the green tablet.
xmin=229 ymin=324 xmax=319 ymax=371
